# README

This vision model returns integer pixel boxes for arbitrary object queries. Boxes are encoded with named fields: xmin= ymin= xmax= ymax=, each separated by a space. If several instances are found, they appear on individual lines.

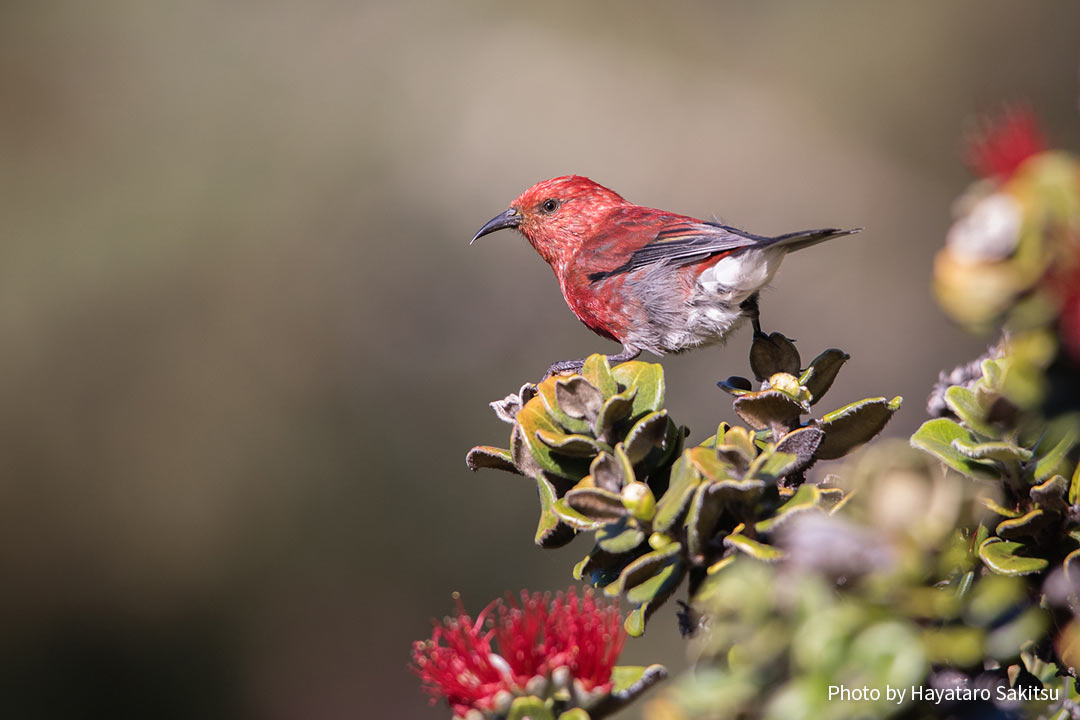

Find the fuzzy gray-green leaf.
xmin=978 ymin=538 xmax=1049 ymax=576
xmin=816 ymin=396 xmax=901 ymax=460
xmin=623 ymin=410 xmax=670 ymax=465
xmin=653 ymin=453 xmax=702 ymax=532
xmin=912 ymin=418 xmax=999 ymax=480
xmin=555 ymin=376 xmax=604 ymax=422
xmin=944 ymin=385 xmax=996 ymax=437
xmin=465 ymin=445 xmax=520 ymax=474
xmin=535 ymin=475 xmax=576 ymax=548
xmin=750 ymin=332 xmax=801 ymax=381
xmin=800 ymin=349 xmax=849 ymax=404
xmin=565 ymin=487 xmax=627 ymax=522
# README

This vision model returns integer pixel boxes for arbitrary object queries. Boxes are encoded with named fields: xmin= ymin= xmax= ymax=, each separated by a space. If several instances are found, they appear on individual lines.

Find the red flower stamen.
xmin=411 ymin=587 xmax=626 ymax=715
xmin=410 ymin=594 xmax=506 ymax=715
xmin=965 ymin=106 xmax=1046 ymax=181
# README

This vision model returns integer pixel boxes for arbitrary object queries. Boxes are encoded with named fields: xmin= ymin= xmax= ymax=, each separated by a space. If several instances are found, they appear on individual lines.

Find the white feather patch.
xmin=697 ymin=248 xmax=783 ymax=303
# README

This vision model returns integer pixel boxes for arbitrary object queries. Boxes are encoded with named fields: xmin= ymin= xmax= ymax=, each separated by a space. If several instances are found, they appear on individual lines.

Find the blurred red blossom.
xmin=411 ymin=587 xmax=625 ymax=716
xmin=965 ymin=106 xmax=1046 ymax=181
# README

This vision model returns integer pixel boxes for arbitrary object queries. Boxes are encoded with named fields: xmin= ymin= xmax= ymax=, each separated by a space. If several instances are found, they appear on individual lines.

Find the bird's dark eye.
xmin=540 ymin=198 xmax=560 ymax=214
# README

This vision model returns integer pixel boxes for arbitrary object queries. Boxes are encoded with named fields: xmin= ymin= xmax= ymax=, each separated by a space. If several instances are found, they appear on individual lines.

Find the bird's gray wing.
xmin=588 ymin=222 xmax=763 ymax=282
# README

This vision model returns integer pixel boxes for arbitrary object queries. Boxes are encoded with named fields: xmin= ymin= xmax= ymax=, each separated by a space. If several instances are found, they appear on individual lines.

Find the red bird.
xmin=472 ymin=176 xmax=858 ymax=377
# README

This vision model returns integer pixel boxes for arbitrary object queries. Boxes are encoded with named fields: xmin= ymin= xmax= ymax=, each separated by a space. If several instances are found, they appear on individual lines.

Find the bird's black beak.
xmin=471 ymin=208 xmax=520 ymax=245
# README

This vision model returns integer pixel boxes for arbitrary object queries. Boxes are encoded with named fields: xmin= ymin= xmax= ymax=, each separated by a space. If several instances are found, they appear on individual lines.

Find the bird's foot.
xmin=542 ymin=346 xmax=641 ymax=381
xmin=740 ymin=292 xmax=765 ymax=336
xmin=543 ymin=358 xmax=586 ymax=380
xmin=741 ymin=296 xmax=795 ymax=343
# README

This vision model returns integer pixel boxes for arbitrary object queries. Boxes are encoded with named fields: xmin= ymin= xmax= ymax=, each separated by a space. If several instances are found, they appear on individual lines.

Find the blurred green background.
xmin=2 ymin=2 xmax=1080 ymax=718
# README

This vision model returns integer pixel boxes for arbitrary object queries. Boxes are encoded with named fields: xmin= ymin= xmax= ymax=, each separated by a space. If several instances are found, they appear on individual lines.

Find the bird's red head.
xmin=472 ymin=176 xmax=628 ymax=271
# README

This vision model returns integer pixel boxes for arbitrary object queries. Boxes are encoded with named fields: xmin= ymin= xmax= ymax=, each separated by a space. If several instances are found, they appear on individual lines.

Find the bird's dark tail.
xmin=766 ymin=227 xmax=862 ymax=253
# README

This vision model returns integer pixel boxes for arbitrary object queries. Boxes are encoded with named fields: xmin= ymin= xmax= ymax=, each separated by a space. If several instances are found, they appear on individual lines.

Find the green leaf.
xmin=911 ymin=418 xmax=1000 ymax=479
xmin=995 ymin=509 xmax=1047 ymax=540
xmin=978 ymin=537 xmax=1049 ymax=576
xmin=712 ymin=422 xmax=730 ymax=447
xmin=574 ymin=547 xmax=629 ymax=584
xmin=589 ymin=451 xmax=628 ymax=493
xmin=754 ymin=484 xmax=821 ymax=535
xmin=685 ymin=477 xmax=766 ymax=559
xmin=552 ymin=498 xmax=605 ymax=531
xmin=611 ymin=361 xmax=665 ymax=421
xmin=625 ymin=560 xmax=684 ymax=605
xmin=944 ymin=385 xmax=996 ymax=437
xmin=624 ymin=586 xmax=681 ymax=637
xmin=819 ymin=486 xmax=846 ymax=513
xmin=1071 ymin=461 xmax=1080 ymax=505
xmin=623 ymin=410 xmax=670 ymax=465
xmin=687 ymin=483 xmax=722 ymax=561
xmin=535 ymin=475 xmax=576 ymax=548
xmin=816 ymin=396 xmax=902 ymax=460
xmin=572 ymin=554 xmax=591 ymax=580
xmin=723 ymin=533 xmax=784 ymax=561
xmin=516 ymin=400 xmax=591 ymax=479
xmin=653 ymin=453 xmax=702 ymax=532
xmin=706 ymin=554 xmax=737 ymax=575
xmin=582 ymin=353 xmax=618 ymax=397
xmin=604 ymin=542 xmax=682 ymax=597
xmin=746 ymin=449 xmax=798 ymax=483
xmin=949 ymin=438 xmax=1033 ymax=463
xmin=800 ymin=349 xmax=849 ymax=405
xmin=594 ymin=387 xmax=637 ymax=439
xmin=535 ymin=429 xmax=609 ymax=457
xmin=976 ymin=496 xmax=1021 ymax=519
xmin=981 ymin=358 xmax=1004 ymax=389
xmin=733 ymin=389 xmax=807 ymax=431
xmin=508 ymin=696 xmax=554 ymax=720
xmin=624 ymin=605 xmax=646 ymax=637
xmin=774 ymin=426 xmax=825 ymax=474
xmin=608 ymin=664 xmax=668 ymax=701
xmin=564 ymin=487 xmax=627 ymax=522
xmin=465 ymin=445 xmax=520 ymax=474
xmin=596 ymin=520 xmax=646 ymax=554
xmin=613 ymin=444 xmax=636 ymax=489
xmin=1029 ymin=474 xmax=1068 ymax=511
xmin=1035 ymin=426 xmax=1079 ymax=483
xmin=714 ymin=425 xmax=757 ymax=470
xmin=717 ymin=376 xmax=752 ymax=396
xmin=1063 ymin=548 xmax=1080 ymax=587
xmin=537 ymin=376 xmax=591 ymax=434
xmin=686 ymin=445 xmax=737 ymax=482
xmin=555 ymin=376 xmax=604 ymax=422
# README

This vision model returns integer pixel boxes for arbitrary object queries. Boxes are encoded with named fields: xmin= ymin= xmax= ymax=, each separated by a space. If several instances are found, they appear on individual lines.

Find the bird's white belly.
xmin=661 ymin=248 xmax=784 ymax=352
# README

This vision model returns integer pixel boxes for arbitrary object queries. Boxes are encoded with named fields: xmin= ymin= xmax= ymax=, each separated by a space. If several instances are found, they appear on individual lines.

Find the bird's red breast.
xmin=556 ymin=205 xmax=709 ymax=342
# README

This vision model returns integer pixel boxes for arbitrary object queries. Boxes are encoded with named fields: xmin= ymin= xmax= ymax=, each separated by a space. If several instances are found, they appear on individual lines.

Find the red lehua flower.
xmin=494 ymin=588 xmax=625 ymax=693
xmin=410 ymin=593 xmax=507 ymax=716
xmin=411 ymin=588 xmax=625 ymax=715
xmin=965 ymin=106 xmax=1046 ymax=181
